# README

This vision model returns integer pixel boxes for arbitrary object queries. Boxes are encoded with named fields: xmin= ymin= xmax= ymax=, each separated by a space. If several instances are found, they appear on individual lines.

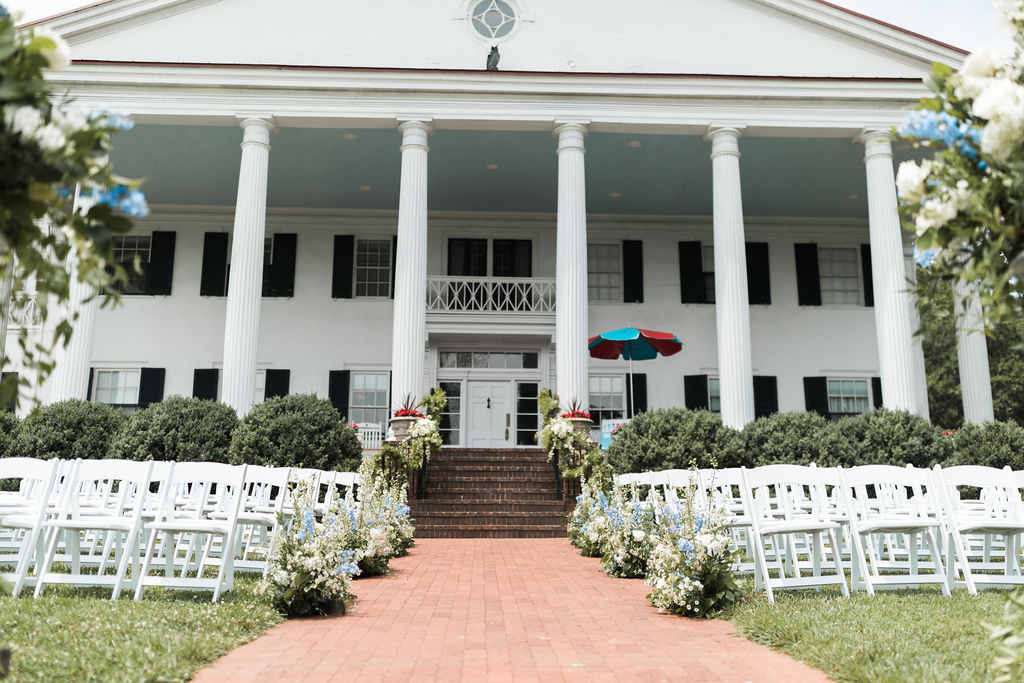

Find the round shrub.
xmin=14 ymin=399 xmax=125 ymax=460
xmin=835 ymin=407 xmax=951 ymax=468
xmin=108 ymin=396 xmax=239 ymax=463
xmin=0 ymin=411 xmax=21 ymax=458
xmin=229 ymin=394 xmax=362 ymax=471
xmin=606 ymin=408 xmax=744 ymax=473
xmin=948 ymin=420 xmax=1024 ymax=470
xmin=742 ymin=411 xmax=854 ymax=466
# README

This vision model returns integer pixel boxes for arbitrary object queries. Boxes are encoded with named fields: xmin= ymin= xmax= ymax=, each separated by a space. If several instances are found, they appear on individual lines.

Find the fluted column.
xmin=47 ymin=188 xmax=98 ymax=402
xmin=954 ymin=277 xmax=994 ymax=423
xmin=553 ymin=121 xmax=590 ymax=411
xmin=390 ymin=119 xmax=432 ymax=411
xmin=858 ymin=129 xmax=916 ymax=412
xmin=222 ymin=116 xmax=275 ymax=416
xmin=706 ymin=126 xmax=754 ymax=428
xmin=903 ymin=242 xmax=930 ymax=420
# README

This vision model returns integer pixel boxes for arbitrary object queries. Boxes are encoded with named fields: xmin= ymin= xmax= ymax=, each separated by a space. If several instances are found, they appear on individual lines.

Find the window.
xmin=589 ymin=376 xmax=625 ymax=425
xmin=350 ymin=372 xmax=389 ymax=424
xmin=93 ymin=369 xmax=140 ymax=407
xmin=516 ymin=382 xmax=539 ymax=446
xmin=438 ymin=381 xmax=461 ymax=446
xmin=111 ymin=235 xmax=151 ymax=294
xmin=827 ymin=379 xmax=870 ymax=418
xmin=708 ymin=377 xmax=721 ymax=413
xmin=588 ymin=244 xmax=621 ymax=302
xmin=439 ymin=351 xmax=538 ymax=370
xmin=819 ymin=247 xmax=860 ymax=305
xmin=355 ymin=239 xmax=392 ymax=297
xmin=470 ymin=0 xmax=517 ymax=40
xmin=702 ymin=244 xmax=716 ymax=304
xmin=261 ymin=237 xmax=273 ymax=296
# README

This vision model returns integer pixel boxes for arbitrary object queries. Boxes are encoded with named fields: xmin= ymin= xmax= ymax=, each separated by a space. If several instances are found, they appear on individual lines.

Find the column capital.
xmin=236 ymin=115 xmax=277 ymax=149
xmin=856 ymin=127 xmax=894 ymax=159
xmin=553 ymin=120 xmax=589 ymax=153
xmin=398 ymin=118 xmax=433 ymax=151
xmin=705 ymin=125 xmax=745 ymax=160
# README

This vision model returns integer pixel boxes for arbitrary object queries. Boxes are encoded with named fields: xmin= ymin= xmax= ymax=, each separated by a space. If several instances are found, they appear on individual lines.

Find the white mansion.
xmin=11 ymin=0 xmax=992 ymax=446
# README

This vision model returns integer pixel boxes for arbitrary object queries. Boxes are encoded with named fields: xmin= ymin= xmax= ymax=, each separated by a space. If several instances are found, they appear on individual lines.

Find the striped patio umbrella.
xmin=587 ymin=327 xmax=683 ymax=417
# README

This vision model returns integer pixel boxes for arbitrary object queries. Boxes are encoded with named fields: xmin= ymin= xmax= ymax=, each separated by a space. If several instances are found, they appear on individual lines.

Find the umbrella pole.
xmin=628 ymin=355 xmax=634 ymax=418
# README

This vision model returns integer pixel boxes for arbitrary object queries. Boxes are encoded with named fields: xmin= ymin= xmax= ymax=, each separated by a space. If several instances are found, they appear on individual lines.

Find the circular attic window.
xmin=470 ymin=0 xmax=517 ymax=41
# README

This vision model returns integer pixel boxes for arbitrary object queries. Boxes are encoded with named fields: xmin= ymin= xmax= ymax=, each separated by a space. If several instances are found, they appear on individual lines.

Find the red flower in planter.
xmin=393 ymin=408 xmax=425 ymax=418
xmin=345 ymin=423 xmax=359 ymax=431
xmin=560 ymin=410 xmax=591 ymax=419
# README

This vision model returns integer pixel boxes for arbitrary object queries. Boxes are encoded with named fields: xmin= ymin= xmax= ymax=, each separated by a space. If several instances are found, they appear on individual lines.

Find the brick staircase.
xmin=410 ymin=448 xmax=575 ymax=538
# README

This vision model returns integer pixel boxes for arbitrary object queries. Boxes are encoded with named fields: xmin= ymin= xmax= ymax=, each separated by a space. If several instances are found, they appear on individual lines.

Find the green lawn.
xmin=725 ymin=584 xmax=1008 ymax=682
xmin=0 ymin=578 xmax=283 ymax=682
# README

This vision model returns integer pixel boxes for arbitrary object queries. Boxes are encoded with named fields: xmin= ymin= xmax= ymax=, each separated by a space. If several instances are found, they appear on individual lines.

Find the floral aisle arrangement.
xmin=399 ymin=416 xmax=442 ymax=469
xmin=352 ymin=459 xmax=415 ymax=576
xmin=258 ymin=480 xmax=361 ymax=617
xmin=598 ymin=485 xmax=660 ymax=578
xmin=894 ymin=0 xmax=1024 ymax=321
xmin=567 ymin=475 xmax=611 ymax=558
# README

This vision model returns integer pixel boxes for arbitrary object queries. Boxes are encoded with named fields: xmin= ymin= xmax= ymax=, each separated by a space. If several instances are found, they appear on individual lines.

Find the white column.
xmin=47 ymin=189 xmax=98 ymax=402
xmin=706 ymin=126 xmax=754 ymax=428
xmin=390 ymin=119 xmax=432 ymax=411
xmin=858 ymin=129 xmax=916 ymax=412
xmin=222 ymin=116 xmax=275 ymax=416
xmin=903 ymin=242 xmax=930 ymax=420
xmin=954 ymin=277 xmax=994 ymax=423
xmin=554 ymin=121 xmax=590 ymax=411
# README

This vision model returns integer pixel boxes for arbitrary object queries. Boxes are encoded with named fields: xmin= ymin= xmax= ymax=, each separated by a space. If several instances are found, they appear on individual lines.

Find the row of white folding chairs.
xmin=614 ymin=464 xmax=1024 ymax=603
xmin=0 ymin=458 xmax=359 ymax=602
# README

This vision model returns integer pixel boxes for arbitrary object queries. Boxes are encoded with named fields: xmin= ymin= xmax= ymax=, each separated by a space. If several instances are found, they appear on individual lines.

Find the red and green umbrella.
xmin=587 ymin=327 xmax=684 ymax=417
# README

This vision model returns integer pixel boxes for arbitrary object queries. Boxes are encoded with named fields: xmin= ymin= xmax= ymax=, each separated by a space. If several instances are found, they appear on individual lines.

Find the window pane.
xmin=819 ymin=247 xmax=860 ymax=305
xmin=355 ymin=239 xmax=392 ymax=297
xmin=587 ymin=243 xmax=621 ymax=302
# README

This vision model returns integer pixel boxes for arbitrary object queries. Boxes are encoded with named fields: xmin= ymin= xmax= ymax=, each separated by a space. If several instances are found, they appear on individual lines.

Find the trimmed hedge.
xmin=836 ymin=407 xmax=952 ymax=468
xmin=0 ymin=410 xmax=20 ymax=458
xmin=13 ymin=400 xmax=125 ymax=460
xmin=229 ymin=393 xmax=361 ymax=471
xmin=606 ymin=408 xmax=744 ymax=473
xmin=742 ymin=411 xmax=853 ymax=467
xmin=108 ymin=396 xmax=239 ymax=463
xmin=948 ymin=421 xmax=1024 ymax=470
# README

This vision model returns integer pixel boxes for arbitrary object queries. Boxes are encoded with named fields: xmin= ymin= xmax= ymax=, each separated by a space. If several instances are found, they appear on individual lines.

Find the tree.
xmin=0 ymin=7 xmax=146 ymax=409
xmin=895 ymin=2 xmax=1024 ymax=323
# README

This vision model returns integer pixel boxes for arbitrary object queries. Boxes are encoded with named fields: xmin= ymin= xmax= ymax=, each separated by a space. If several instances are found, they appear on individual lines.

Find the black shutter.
xmin=200 ymin=232 xmax=229 ymax=296
xmin=753 ymin=376 xmax=779 ymax=419
xmin=746 ymin=242 xmax=771 ymax=305
xmin=329 ymin=370 xmax=351 ymax=419
xmin=2 ymin=371 xmax=17 ymax=413
xmin=332 ymin=235 xmax=355 ymax=299
xmin=268 ymin=233 xmax=297 ymax=297
xmin=622 ymin=240 xmax=644 ymax=303
xmin=264 ymin=369 xmax=290 ymax=399
xmin=390 ymin=235 xmax=397 ymax=299
xmin=678 ymin=241 xmax=706 ymax=304
xmin=146 ymin=231 xmax=176 ymax=295
xmin=871 ymin=377 xmax=883 ymax=409
xmin=794 ymin=243 xmax=822 ymax=306
xmin=684 ymin=374 xmax=709 ymax=410
xmin=803 ymin=376 xmax=830 ymax=418
xmin=625 ymin=373 xmax=647 ymax=417
xmin=192 ymin=369 xmax=219 ymax=400
xmin=861 ymin=244 xmax=874 ymax=307
xmin=86 ymin=367 xmax=94 ymax=401
xmin=138 ymin=368 xmax=165 ymax=408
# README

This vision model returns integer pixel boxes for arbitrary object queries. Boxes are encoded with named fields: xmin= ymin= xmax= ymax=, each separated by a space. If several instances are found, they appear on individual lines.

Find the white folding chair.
xmin=932 ymin=464 xmax=1024 ymax=594
xmin=838 ymin=464 xmax=950 ymax=596
xmin=134 ymin=462 xmax=247 ymax=602
xmin=228 ymin=465 xmax=290 ymax=576
xmin=702 ymin=468 xmax=755 ymax=574
xmin=740 ymin=464 xmax=849 ymax=604
xmin=0 ymin=458 xmax=60 ymax=597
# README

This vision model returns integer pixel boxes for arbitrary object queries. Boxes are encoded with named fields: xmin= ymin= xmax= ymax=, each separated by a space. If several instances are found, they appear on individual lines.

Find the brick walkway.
xmin=194 ymin=539 xmax=830 ymax=682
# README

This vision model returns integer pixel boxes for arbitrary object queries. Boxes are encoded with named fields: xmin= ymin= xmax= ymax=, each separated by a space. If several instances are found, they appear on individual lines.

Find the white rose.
xmin=915 ymin=197 xmax=959 ymax=234
xmin=981 ymin=116 xmax=1024 ymax=161
xmin=972 ymin=78 xmax=1024 ymax=121
xmin=961 ymin=44 xmax=1002 ymax=79
xmin=895 ymin=160 xmax=932 ymax=203
xmin=33 ymin=123 xmax=67 ymax=152
xmin=54 ymin=106 xmax=89 ymax=135
xmin=34 ymin=28 xmax=72 ymax=71
xmin=631 ymin=529 xmax=645 ymax=542
xmin=3 ymin=105 xmax=43 ymax=138
xmin=996 ymin=0 xmax=1024 ymax=34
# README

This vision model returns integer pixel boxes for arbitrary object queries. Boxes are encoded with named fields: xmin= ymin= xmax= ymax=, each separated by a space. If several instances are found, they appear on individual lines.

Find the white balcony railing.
xmin=426 ymin=276 xmax=556 ymax=314
xmin=7 ymin=293 xmax=41 ymax=328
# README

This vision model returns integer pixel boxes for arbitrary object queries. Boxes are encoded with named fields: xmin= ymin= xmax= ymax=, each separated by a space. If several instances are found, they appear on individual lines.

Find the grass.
xmin=724 ymin=582 xmax=1009 ymax=682
xmin=0 ymin=577 xmax=283 ymax=682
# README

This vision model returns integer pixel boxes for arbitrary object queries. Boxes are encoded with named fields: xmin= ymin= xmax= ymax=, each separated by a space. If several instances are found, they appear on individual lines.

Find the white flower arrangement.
xmin=538 ymin=415 xmax=590 ymax=463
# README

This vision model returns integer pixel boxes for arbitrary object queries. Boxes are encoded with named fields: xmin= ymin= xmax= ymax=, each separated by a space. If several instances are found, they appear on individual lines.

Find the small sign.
xmin=600 ymin=419 xmax=628 ymax=450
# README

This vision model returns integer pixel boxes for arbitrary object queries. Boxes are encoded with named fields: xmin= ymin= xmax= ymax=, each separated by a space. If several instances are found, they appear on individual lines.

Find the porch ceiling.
xmin=111 ymin=125 xmax=923 ymax=218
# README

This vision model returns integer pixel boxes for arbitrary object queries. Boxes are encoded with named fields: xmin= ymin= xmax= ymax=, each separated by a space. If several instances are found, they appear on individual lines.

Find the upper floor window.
xmin=111 ymin=236 xmax=151 ymax=294
xmin=356 ymin=239 xmax=392 ymax=297
xmin=702 ymin=244 xmax=716 ymax=304
xmin=818 ymin=247 xmax=861 ymax=305
xmin=588 ymin=244 xmax=621 ymax=302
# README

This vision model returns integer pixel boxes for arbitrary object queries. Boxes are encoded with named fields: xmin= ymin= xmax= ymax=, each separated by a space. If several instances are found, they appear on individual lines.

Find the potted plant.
xmin=560 ymin=401 xmax=593 ymax=436
xmin=389 ymin=395 xmax=424 ymax=441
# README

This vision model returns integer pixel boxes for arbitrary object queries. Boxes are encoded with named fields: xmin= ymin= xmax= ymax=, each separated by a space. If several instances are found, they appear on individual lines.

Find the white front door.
xmin=466 ymin=381 xmax=513 ymax=447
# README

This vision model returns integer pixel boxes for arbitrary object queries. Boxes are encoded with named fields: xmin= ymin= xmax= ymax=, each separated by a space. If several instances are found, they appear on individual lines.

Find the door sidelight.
xmin=505 ymin=413 xmax=510 ymax=441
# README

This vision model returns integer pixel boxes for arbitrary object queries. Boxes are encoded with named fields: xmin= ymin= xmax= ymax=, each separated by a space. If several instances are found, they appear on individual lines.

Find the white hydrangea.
xmin=3 ymin=104 xmax=42 ymax=139
xmin=915 ymin=196 xmax=959 ymax=234
xmin=961 ymin=44 xmax=1003 ymax=79
xmin=34 ymin=28 xmax=71 ymax=70
xmin=33 ymin=123 xmax=67 ymax=152
xmin=895 ymin=159 xmax=932 ymax=203
xmin=996 ymin=0 xmax=1024 ymax=34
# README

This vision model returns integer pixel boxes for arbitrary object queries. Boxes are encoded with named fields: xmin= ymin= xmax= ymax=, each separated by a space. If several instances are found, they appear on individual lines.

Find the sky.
xmin=4 ymin=0 xmax=1003 ymax=52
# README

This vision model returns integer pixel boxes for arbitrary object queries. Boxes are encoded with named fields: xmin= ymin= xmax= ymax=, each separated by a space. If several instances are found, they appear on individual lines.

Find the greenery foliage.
xmin=836 ymin=407 xmax=952 ymax=468
xmin=949 ymin=420 xmax=1024 ymax=470
xmin=229 ymin=394 xmax=361 ymax=472
xmin=13 ymin=399 xmax=123 ymax=460
xmin=988 ymin=588 xmax=1024 ymax=683
xmin=742 ymin=411 xmax=853 ymax=467
xmin=107 ymin=396 xmax=238 ymax=463
xmin=605 ymin=408 xmax=743 ymax=473
xmin=0 ymin=410 xmax=19 ymax=458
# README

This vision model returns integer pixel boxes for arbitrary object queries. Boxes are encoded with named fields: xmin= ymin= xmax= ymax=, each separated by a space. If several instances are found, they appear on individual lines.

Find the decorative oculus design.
xmin=470 ymin=0 xmax=517 ymax=40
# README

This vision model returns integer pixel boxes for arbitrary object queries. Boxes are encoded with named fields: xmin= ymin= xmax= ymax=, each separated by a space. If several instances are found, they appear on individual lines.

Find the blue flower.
xmin=915 ymin=246 xmax=940 ymax=268
xmin=898 ymin=110 xmax=982 ymax=162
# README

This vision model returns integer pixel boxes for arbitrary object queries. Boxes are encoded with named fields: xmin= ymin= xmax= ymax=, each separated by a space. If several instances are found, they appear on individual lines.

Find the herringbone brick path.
xmin=194 ymin=539 xmax=830 ymax=682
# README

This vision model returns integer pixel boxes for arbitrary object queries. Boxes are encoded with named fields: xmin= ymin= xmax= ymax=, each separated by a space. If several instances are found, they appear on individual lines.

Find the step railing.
xmin=426 ymin=276 xmax=556 ymax=314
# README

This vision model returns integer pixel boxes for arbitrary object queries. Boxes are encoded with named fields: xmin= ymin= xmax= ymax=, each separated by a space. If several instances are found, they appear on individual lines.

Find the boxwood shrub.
xmin=13 ymin=399 xmax=125 ymax=460
xmin=0 ymin=410 xmax=20 ymax=458
xmin=742 ymin=411 xmax=854 ymax=466
xmin=948 ymin=420 xmax=1024 ymax=470
xmin=229 ymin=394 xmax=361 ymax=471
xmin=835 ymin=407 xmax=951 ymax=468
xmin=606 ymin=408 xmax=744 ymax=473
xmin=108 ymin=396 xmax=238 ymax=463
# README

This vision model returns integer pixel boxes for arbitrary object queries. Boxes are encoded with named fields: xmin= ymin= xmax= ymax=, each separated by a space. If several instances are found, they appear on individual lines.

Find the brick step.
xmin=415 ymin=526 xmax=567 ymax=538
xmin=430 ymin=456 xmax=551 ymax=465
xmin=415 ymin=489 xmax=563 ymax=501
xmin=426 ymin=464 xmax=554 ymax=474
xmin=425 ymin=472 xmax=557 ymax=483
xmin=412 ymin=512 xmax=568 ymax=526
xmin=411 ymin=499 xmax=570 ymax=514
xmin=437 ymin=448 xmax=546 ymax=456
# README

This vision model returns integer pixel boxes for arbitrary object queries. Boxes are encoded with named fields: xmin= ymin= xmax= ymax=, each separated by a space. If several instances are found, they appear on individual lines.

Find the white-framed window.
xmin=588 ymin=243 xmax=621 ymax=302
xmin=708 ymin=377 xmax=721 ymax=413
xmin=112 ymin=235 xmax=151 ymax=294
xmin=93 ymin=369 xmax=140 ymax=407
xmin=702 ymin=244 xmax=716 ymax=304
xmin=438 ymin=351 xmax=538 ymax=370
xmin=827 ymin=378 xmax=870 ymax=418
xmin=261 ymin=236 xmax=273 ymax=295
xmin=438 ymin=381 xmax=462 ymax=446
xmin=589 ymin=375 xmax=625 ymax=425
xmin=350 ymin=372 xmax=389 ymax=425
xmin=819 ymin=247 xmax=860 ymax=305
xmin=355 ymin=239 xmax=392 ymax=297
